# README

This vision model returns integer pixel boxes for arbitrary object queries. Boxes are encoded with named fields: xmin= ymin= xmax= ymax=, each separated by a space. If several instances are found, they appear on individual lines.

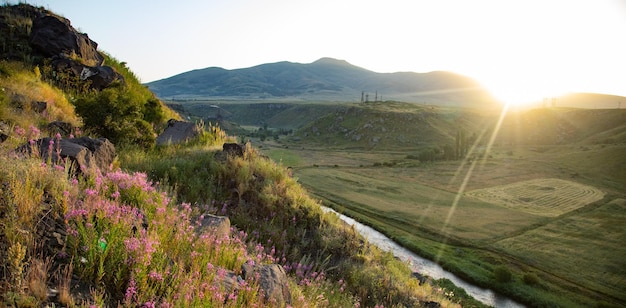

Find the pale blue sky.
xmin=15 ymin=0 xmax=626 ymax=103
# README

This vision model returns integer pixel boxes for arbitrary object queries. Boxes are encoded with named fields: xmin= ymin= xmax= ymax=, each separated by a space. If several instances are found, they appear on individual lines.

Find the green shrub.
xmin=523 ymin=272 xmax=539 ymax=285
xmin=73 ymin=86 xmax=157 ymax=147
xmin=494 ymin=266 xmax=513 ymax=283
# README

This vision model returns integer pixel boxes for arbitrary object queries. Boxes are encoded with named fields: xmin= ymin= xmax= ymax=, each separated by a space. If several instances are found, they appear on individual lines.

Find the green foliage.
xmin=522 ymin=272 xmax=539 ymax=285
xmin=418 ymin=147 xmax=441 ymax=162
xmin=494 ymin=266 xmax=513 ymax=283
xmin=73 ymin=86 xmax=157 ymax=147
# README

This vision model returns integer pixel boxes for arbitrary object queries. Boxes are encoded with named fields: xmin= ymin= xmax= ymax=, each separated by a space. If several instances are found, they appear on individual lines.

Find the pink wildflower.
xmin=125 ymin=279 xmax=137 ymax=303
xmin=28 ymin=125 xmax=40 ymax=140
xmin=142 ymin=301 xmax=156 ymax=308
xmin=85 ymin=188 xmax=98 ymax=196
xmin=148 ymin=271 xmax=163 ymax=282
xmin=13 ymin=125 xmax=25 ymax=137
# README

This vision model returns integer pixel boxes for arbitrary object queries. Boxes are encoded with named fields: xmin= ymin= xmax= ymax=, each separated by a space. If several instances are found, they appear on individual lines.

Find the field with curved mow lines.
xmin=465 ymin=178 xmax=605 ymax=217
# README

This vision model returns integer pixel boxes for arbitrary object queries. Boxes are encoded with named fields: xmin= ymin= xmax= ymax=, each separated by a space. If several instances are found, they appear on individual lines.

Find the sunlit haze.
xmin=23 ymin=0 xmax=626 ymax=104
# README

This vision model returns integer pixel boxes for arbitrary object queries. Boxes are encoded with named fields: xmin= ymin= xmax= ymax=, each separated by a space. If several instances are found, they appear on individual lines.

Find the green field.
xmin=259 ymin=141 xmax=626 ymax=307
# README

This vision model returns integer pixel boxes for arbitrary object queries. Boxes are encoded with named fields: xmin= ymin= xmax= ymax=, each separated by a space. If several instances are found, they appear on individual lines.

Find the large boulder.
xmin=85 ymin=65 xmax=124 ymax=90
xmin=29 ymin=13 xmax=124 ymax=90
xmin=51 ymin=57 xmax=124 ymax=91
xmin=46 ymin=121 xmax=74 ymax=136
xmin=17 ymin=136 xmax=115 ymax=175
xmin=195 ymin=214 xmax=230 ymax=239
xmin=222 ymin=143 xmax=245 ymax=157
xmin=29 ymin=14 xmax=104 ymax=66
xmin=242 ymin=263 xmax=291 ymax=305
xmin=156 ymin=119 xmax=200 ymax=146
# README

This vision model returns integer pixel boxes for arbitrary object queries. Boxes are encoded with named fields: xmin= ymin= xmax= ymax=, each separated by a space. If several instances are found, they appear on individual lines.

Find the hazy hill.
xmin=548 ymin=92 xmax=625 ymax=109
xmin=146 ymin=57 xmax=498 ymax=107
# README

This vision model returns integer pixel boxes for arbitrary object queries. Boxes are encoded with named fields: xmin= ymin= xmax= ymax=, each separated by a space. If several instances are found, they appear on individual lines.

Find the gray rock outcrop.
xmin=29 ymin=14 xmax=104 ymax=66
xmin=196 ymin=214 xmax=230 ymax=239
xmin=17 ymin=136 xmax=115 ymax=175
xmin=242 ymin=263 xmax=291 ymax=305
xmin=50 ymin=57 xmax=124 ymax=91
xmin=29 ymin=13 xmax=124 ymax=90
xmin=156 ymin=120 xmax=200 ymax=146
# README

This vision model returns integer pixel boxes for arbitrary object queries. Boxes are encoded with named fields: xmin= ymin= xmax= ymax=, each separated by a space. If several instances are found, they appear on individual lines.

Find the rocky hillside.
xmin=1 ymin=3 xmax=176 ymax=147
xmin=146 ymin=57 xmax=499 ymax=107
xmin=0 ymin=4 xmax=468 ymax=308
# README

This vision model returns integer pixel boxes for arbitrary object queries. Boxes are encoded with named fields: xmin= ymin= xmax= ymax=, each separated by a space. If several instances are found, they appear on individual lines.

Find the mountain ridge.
xmin=146 ymin=57 xmax=498 ymax=107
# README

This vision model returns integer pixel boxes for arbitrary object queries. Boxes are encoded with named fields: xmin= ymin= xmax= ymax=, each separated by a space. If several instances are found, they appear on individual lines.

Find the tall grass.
xmin=120 ymin=141 xmax=461 ymax=307
xmin=0 ymin=61 xmax=81 ymax=143
xmin=1 ymin=130 xmax=372 ymax=306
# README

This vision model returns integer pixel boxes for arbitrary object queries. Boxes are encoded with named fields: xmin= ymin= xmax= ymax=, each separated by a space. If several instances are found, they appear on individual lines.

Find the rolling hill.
xmin=145 ymin=57 xmax=499 ymax=107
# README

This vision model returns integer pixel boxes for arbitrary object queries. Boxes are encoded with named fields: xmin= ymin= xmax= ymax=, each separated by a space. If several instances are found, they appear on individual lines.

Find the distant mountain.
xmin=145 ymin=57 xmax=498 ymax=107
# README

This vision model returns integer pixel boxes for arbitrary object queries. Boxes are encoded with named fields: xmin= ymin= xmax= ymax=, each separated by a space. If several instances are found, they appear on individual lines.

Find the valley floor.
xmin=259 ymin=140 xmax=626 ymax=307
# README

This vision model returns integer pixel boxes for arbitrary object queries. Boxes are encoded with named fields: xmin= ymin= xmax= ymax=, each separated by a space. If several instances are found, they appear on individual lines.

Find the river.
xmin=322 ymin=207 xmax=525 ymax=308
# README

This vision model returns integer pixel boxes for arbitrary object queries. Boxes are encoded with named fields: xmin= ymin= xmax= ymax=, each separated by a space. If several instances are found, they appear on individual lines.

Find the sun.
xmin=481 ymin=76 xmax=570 ymax=109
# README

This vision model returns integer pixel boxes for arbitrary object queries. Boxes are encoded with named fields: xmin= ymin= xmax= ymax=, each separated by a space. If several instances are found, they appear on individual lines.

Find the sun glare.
xmin=484 ymin=78 xmax=570 ymax=109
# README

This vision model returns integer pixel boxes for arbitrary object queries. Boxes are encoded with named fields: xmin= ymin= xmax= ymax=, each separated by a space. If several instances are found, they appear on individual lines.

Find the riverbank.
xmin=322 ymin=207 xmax=525 ymax=308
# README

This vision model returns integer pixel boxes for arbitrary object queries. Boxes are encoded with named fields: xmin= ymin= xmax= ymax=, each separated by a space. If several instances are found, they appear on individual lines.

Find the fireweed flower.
xmin=148 ymin=271 xmax=163 ymax=282
xmin=13 ymin=125 xmax=25 ymax=137
xmin=125 ymin=278 xmax=137 ymax=303
xmin=28 ymin=125 xmax=40 ymax=140
xmin=142 ymin=301 xmax=156 ymax=308
xmin=85 ymin=188 xmax=98 ymax=196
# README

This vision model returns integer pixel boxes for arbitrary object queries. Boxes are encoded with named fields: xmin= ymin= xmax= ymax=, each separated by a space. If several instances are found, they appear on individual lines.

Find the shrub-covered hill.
xmin=0 ymin=3 xmax=470 ymax=308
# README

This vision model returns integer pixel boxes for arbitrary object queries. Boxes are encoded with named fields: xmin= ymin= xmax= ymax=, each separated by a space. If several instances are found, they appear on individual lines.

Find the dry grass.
xmin=0 ymin=61 xmax=82 ymax=135
xmin=56 ymin=263 xmax=75 ymax=307
xmin=26 ymin=257 xmax=51 ymax=301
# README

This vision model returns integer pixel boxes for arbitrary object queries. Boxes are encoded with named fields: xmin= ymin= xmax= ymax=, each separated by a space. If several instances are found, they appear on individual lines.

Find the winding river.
xmin=322 ymin=207 xmax=525 ymax=308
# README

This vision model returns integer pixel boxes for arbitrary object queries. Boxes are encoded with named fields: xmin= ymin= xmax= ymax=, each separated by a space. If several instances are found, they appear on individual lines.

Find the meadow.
xmin=257 ymin=130 xmax=626 ymax=307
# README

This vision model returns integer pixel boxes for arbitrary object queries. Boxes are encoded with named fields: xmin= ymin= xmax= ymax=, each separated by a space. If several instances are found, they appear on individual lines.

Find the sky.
xmin=17 ymin=0 xmax=626 ymax=104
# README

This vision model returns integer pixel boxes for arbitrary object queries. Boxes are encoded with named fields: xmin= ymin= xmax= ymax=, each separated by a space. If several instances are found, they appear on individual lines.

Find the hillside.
xmin=524 ymin=92 xmax=626 ymax=109
xmin=146 ymin=57 xmax=499 ymax=107
xmin=0 ymin=4 xmax=468 ymax=308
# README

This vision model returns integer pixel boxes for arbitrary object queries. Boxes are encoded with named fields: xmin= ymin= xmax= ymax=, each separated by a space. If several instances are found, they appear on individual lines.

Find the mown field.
xmin=259 ymin=140 xmax=626 ymax=307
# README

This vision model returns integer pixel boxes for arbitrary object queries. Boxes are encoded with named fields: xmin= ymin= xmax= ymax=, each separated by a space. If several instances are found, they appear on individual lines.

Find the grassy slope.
xmin=0 ymin=21 xmax=466 ymax=308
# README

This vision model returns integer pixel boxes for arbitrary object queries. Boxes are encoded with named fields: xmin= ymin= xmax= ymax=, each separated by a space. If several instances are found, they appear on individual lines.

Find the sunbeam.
xmin=434 ymin=103 xmax=511 ymax=262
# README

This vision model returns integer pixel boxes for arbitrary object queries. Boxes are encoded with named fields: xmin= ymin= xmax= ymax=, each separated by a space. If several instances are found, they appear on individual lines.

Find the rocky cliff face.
xmin=29 ymin=14 xmax=104 ymax=66
xmin=1 ymin=4 xmax=123 ymax=90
